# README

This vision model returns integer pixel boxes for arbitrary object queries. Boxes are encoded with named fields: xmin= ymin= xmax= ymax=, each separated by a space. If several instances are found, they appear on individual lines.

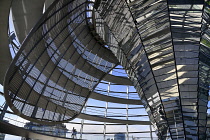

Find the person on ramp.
xmin=71 ymin=127 xmax=77 ymax=139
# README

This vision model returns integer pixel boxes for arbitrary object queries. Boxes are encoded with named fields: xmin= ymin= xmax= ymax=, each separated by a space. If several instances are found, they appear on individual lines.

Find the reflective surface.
xmin=95 ymin=0 xmax=210 ymax=139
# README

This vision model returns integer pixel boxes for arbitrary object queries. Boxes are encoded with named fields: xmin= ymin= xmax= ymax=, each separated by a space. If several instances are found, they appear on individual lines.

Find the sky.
xmin=0 ymin=84 xmax=3 ymax=92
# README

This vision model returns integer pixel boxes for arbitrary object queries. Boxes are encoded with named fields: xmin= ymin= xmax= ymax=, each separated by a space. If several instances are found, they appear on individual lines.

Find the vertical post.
xmin=80 ymin=103 xmax=87 ymax=139
xmin=103 ymin=71 xmax=111 ymax=140
xmin=0 ymin=102 xmax=8 ymax=120
xmin=150 ymin=124 xmax=153 ymax=140
xmin=126 ymin=86 xmax=129 ymax=140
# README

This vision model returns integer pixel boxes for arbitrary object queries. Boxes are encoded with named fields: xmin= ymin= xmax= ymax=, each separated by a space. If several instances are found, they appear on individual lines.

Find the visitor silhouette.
xmin=71 ymin=127 xmax=77 ymax=139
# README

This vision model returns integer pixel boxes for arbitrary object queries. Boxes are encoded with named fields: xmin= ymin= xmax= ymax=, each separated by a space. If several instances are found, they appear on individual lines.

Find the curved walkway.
xmin=0 ymin=0 xmax=12 ymax=85
xmin=90 ymin=92 xmax=142 ymax=105
xmin=0 ymin=120 xmax=81 ymax=140
xmin=78 ymin=113 xmax=151 ymax=125
xmin=11 ymin=0 xmax=44 ymax=43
